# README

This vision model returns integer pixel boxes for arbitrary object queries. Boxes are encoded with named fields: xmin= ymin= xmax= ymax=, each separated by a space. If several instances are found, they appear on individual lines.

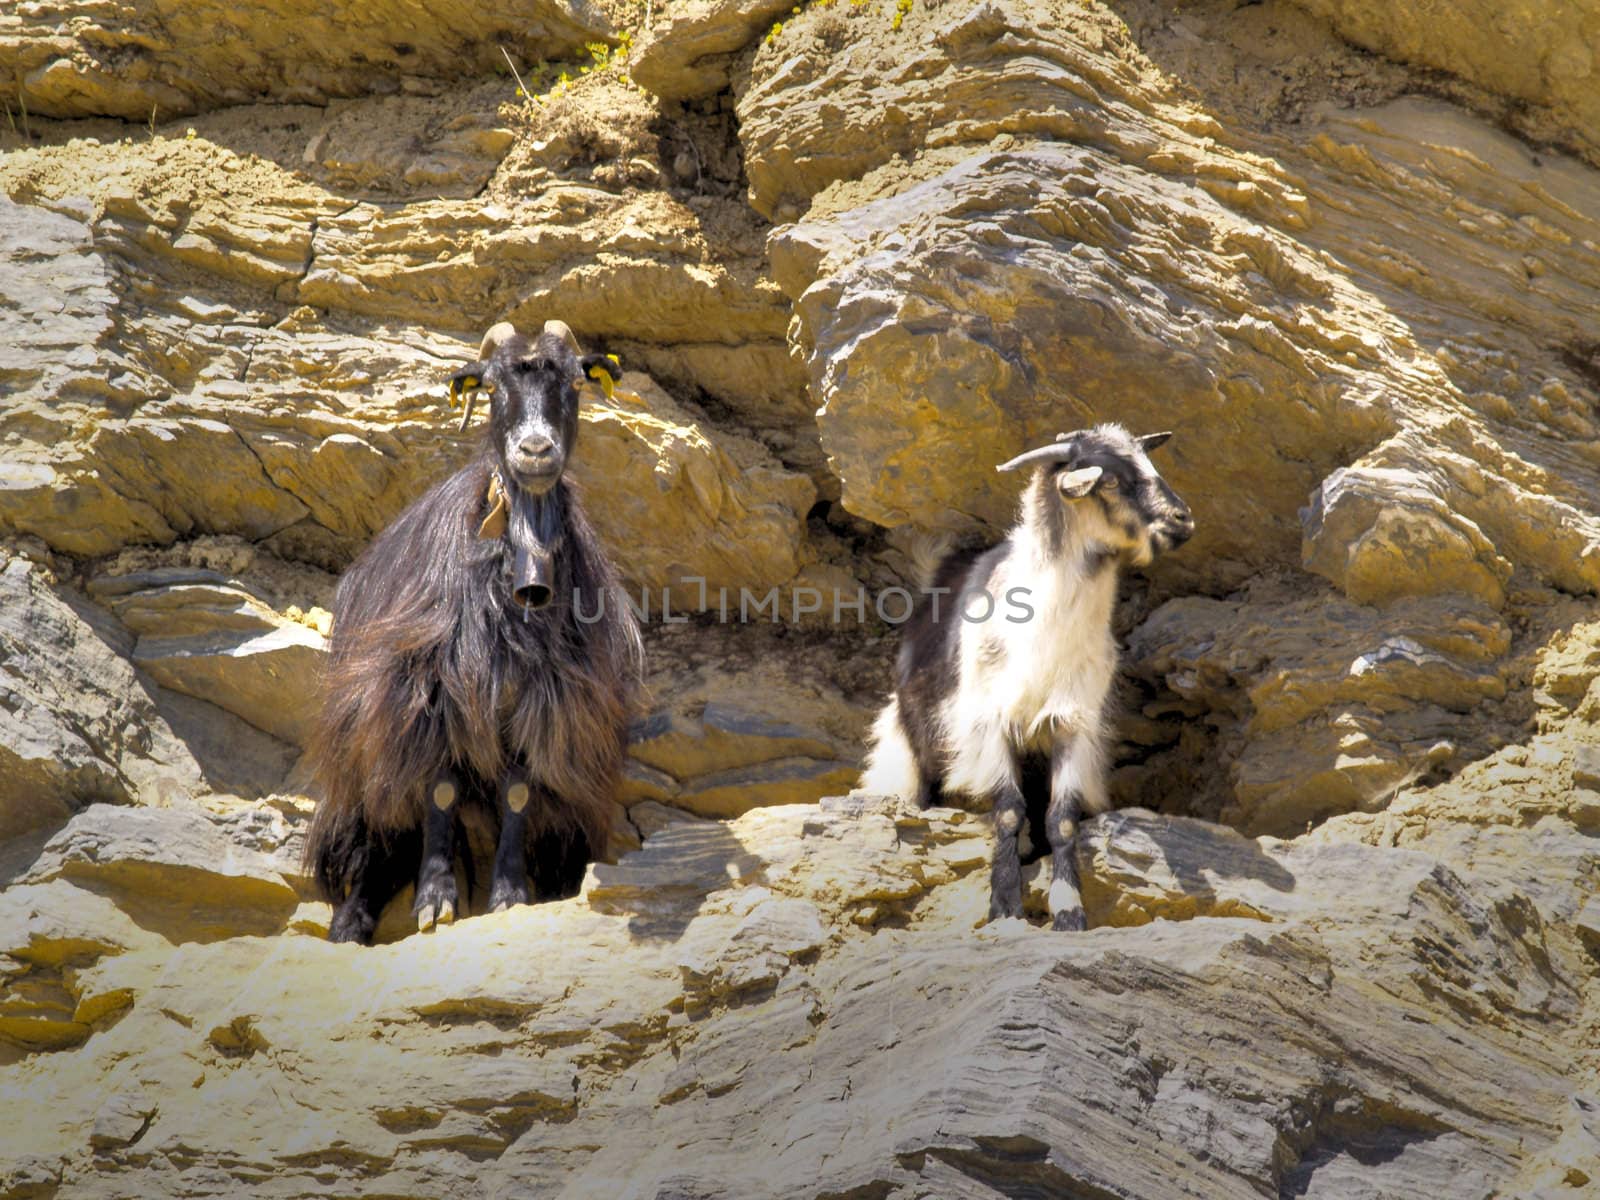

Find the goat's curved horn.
xmin=542 ymin=319 xmax=580 ymax=354
xmin=995 ymin=443 xmax=1080 ymax=473
xmin=479 ymin=321 xmax=518 ymax=358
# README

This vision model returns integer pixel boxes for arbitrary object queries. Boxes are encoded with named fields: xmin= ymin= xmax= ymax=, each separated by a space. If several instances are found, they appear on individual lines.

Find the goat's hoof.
xmin=1051 ymin=907 xmax=1087 ymax=933
xmin=987 ymin=897 xmax=1024 ymax=923
xmin=416 ymin=899 xmax=456 ymax=932
xmin=414 ymin=877 xmax=459 ymax=932
xmin=488 ymin=881 xmax=530 ymax=914
xmin=329 ymin=910 xmax=375 ymax=945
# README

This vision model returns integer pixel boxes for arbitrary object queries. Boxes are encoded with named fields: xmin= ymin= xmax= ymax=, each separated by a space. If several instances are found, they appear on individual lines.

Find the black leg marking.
xmin=988 ymin=773 xmax=1027 ymax=921
xmin=1046 ymin=739 xmax=1087 ymax=933
xmin=414 ymin=776 xmax=460 ymax=932
xmin=489 ymin=778 xmax=534 ymax=913
xmin=329 ymin=826 xmax=418 ymax=946
xmin=329 ymin=900 xmax=377 ymax=945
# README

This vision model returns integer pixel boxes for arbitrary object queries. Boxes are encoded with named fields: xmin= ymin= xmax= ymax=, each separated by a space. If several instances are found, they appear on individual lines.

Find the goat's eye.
xmin=1101 ymin=476 xmax=1120 ymax=491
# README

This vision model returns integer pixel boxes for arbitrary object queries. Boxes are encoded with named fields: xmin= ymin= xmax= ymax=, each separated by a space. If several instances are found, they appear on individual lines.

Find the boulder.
xmin=1128 ymin=588 xmax=1511 ymax=834
xmin=91 ymin=569 xmax=327 ymax=747
xmin=624 ymin=703 xmax=858 ymax=817
xmin=621 ymin=622 xmax=883 ymax=817
xmin=768 ymin=139 xmax=1402 ymax=593
xmin=1302 ymin=457 xmax=1513 ymax=608
xmin=0 ymin=0 xmax=613 ymax=120
xmin=631 ymin=0 xmax=797 ymax=100
xmin=23 ymin=803 xmax=302 ymax=943
xmin=0 ymin=555 xmax=205 ymax=842
xmin=1287 ymin=0 xmax=1600 ymax=166
xmin=573 ymin=373 xmax=817 ymax=609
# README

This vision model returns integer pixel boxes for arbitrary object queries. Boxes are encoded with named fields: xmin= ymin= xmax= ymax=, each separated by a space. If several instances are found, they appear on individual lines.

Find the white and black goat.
xmin=304 ymin=320 xmax=641 ymax=944
xmin=861 ymin=424 xmax=1192 ymax=930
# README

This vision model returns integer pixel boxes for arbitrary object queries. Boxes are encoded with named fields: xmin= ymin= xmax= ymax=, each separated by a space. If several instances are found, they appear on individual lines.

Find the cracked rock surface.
xmin=2 ymin=792 xmax=1597 ymax=1197
xmin=2 ymin=0 xmax=1600 ymax=1195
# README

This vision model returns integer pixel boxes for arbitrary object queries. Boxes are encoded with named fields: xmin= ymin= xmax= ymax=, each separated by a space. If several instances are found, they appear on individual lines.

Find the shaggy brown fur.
xmin=304 ymin=325 xmax=640 ymax=944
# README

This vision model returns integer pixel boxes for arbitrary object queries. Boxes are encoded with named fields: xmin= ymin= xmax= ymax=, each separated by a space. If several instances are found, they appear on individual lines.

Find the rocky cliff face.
xmin=2 ymin=0 xmax=1598 ymax=1196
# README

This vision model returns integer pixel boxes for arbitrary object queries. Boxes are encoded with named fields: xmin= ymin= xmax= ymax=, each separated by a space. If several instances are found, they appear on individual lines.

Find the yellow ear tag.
xmin=586 ymin=358 xmax=619 ymax=400
xmin=450 ymin=375 xmax=484 ymax=409
xmin=477 ymin=471 xmax=510 ymax=540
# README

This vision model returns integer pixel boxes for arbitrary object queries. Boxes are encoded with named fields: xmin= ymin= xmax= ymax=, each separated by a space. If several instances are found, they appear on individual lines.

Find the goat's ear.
xmin=447 ymin=362 xmax=491 ymax=405
xmin=580 ymin=353 xmax=620 ymax=401
xmin=447 ymin=362 xmax=492 ymax=433
xmin=1056 ymin=465 xmax=1103 ymax=498
xmin=1137 ymin=431 xmax=1173 ymax=453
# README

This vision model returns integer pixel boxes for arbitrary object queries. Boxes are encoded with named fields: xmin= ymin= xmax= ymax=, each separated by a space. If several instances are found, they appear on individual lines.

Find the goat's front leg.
xmin=1045 ymin=736 xmax=1097 ymax=932
xmin=414 ymin=774 xmax=460 ymax=931
xmin=987 ymin=762 xmax=1028 ymax=922
xmin=488 ymin=776 xmax=535 ymax=913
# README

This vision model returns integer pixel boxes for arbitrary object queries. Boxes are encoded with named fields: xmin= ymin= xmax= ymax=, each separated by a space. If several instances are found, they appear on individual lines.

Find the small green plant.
xmin=891 ymin=0 xmax=912 ymax=30
xmin=502 ymin=27 xmax=635 ymax=113
xmin=581 ymin=37 xmax=629 ymax=74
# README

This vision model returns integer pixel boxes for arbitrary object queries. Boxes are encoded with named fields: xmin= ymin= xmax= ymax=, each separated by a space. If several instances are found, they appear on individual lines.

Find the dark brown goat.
xmin=304 ymin=321 xmax=641 ymax=944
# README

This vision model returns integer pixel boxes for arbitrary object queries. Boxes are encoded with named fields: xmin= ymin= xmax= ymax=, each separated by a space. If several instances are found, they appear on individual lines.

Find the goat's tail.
xmin=905 ymin=533 xmax=955 ymax=591
xmin=856 ymin=698 xmax=920 ymax=802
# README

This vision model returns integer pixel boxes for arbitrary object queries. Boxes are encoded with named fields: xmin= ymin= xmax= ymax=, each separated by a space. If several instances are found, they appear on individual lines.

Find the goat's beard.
xmin=506 ymin=483 xmax=566 ymax=610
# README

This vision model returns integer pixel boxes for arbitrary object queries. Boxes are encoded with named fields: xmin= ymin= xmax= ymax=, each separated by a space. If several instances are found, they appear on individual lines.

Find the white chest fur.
xmin=938 ymin=541 xmax=1119 ymax=795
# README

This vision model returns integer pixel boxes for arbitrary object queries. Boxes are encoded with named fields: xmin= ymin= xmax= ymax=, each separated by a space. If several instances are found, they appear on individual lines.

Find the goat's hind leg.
xmin=986 ymin=766 xmax=1028 ymax=922
xmin=414 ymin=773 xmax=462 ymax=931
xmin=1045 ymin=736 xmax=1094 ymax=932
xmin=328 ymin=818 xmax=418 ymax=945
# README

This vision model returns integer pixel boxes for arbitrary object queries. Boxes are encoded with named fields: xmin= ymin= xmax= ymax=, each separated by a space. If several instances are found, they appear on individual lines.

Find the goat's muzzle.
xmin=1155 ymin=510 xmax=1195 ymax=551
xmin=508 ymin=439 xmax=564 ymax=495
xmin=512 ymin=544 xmax=555 ymax=609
